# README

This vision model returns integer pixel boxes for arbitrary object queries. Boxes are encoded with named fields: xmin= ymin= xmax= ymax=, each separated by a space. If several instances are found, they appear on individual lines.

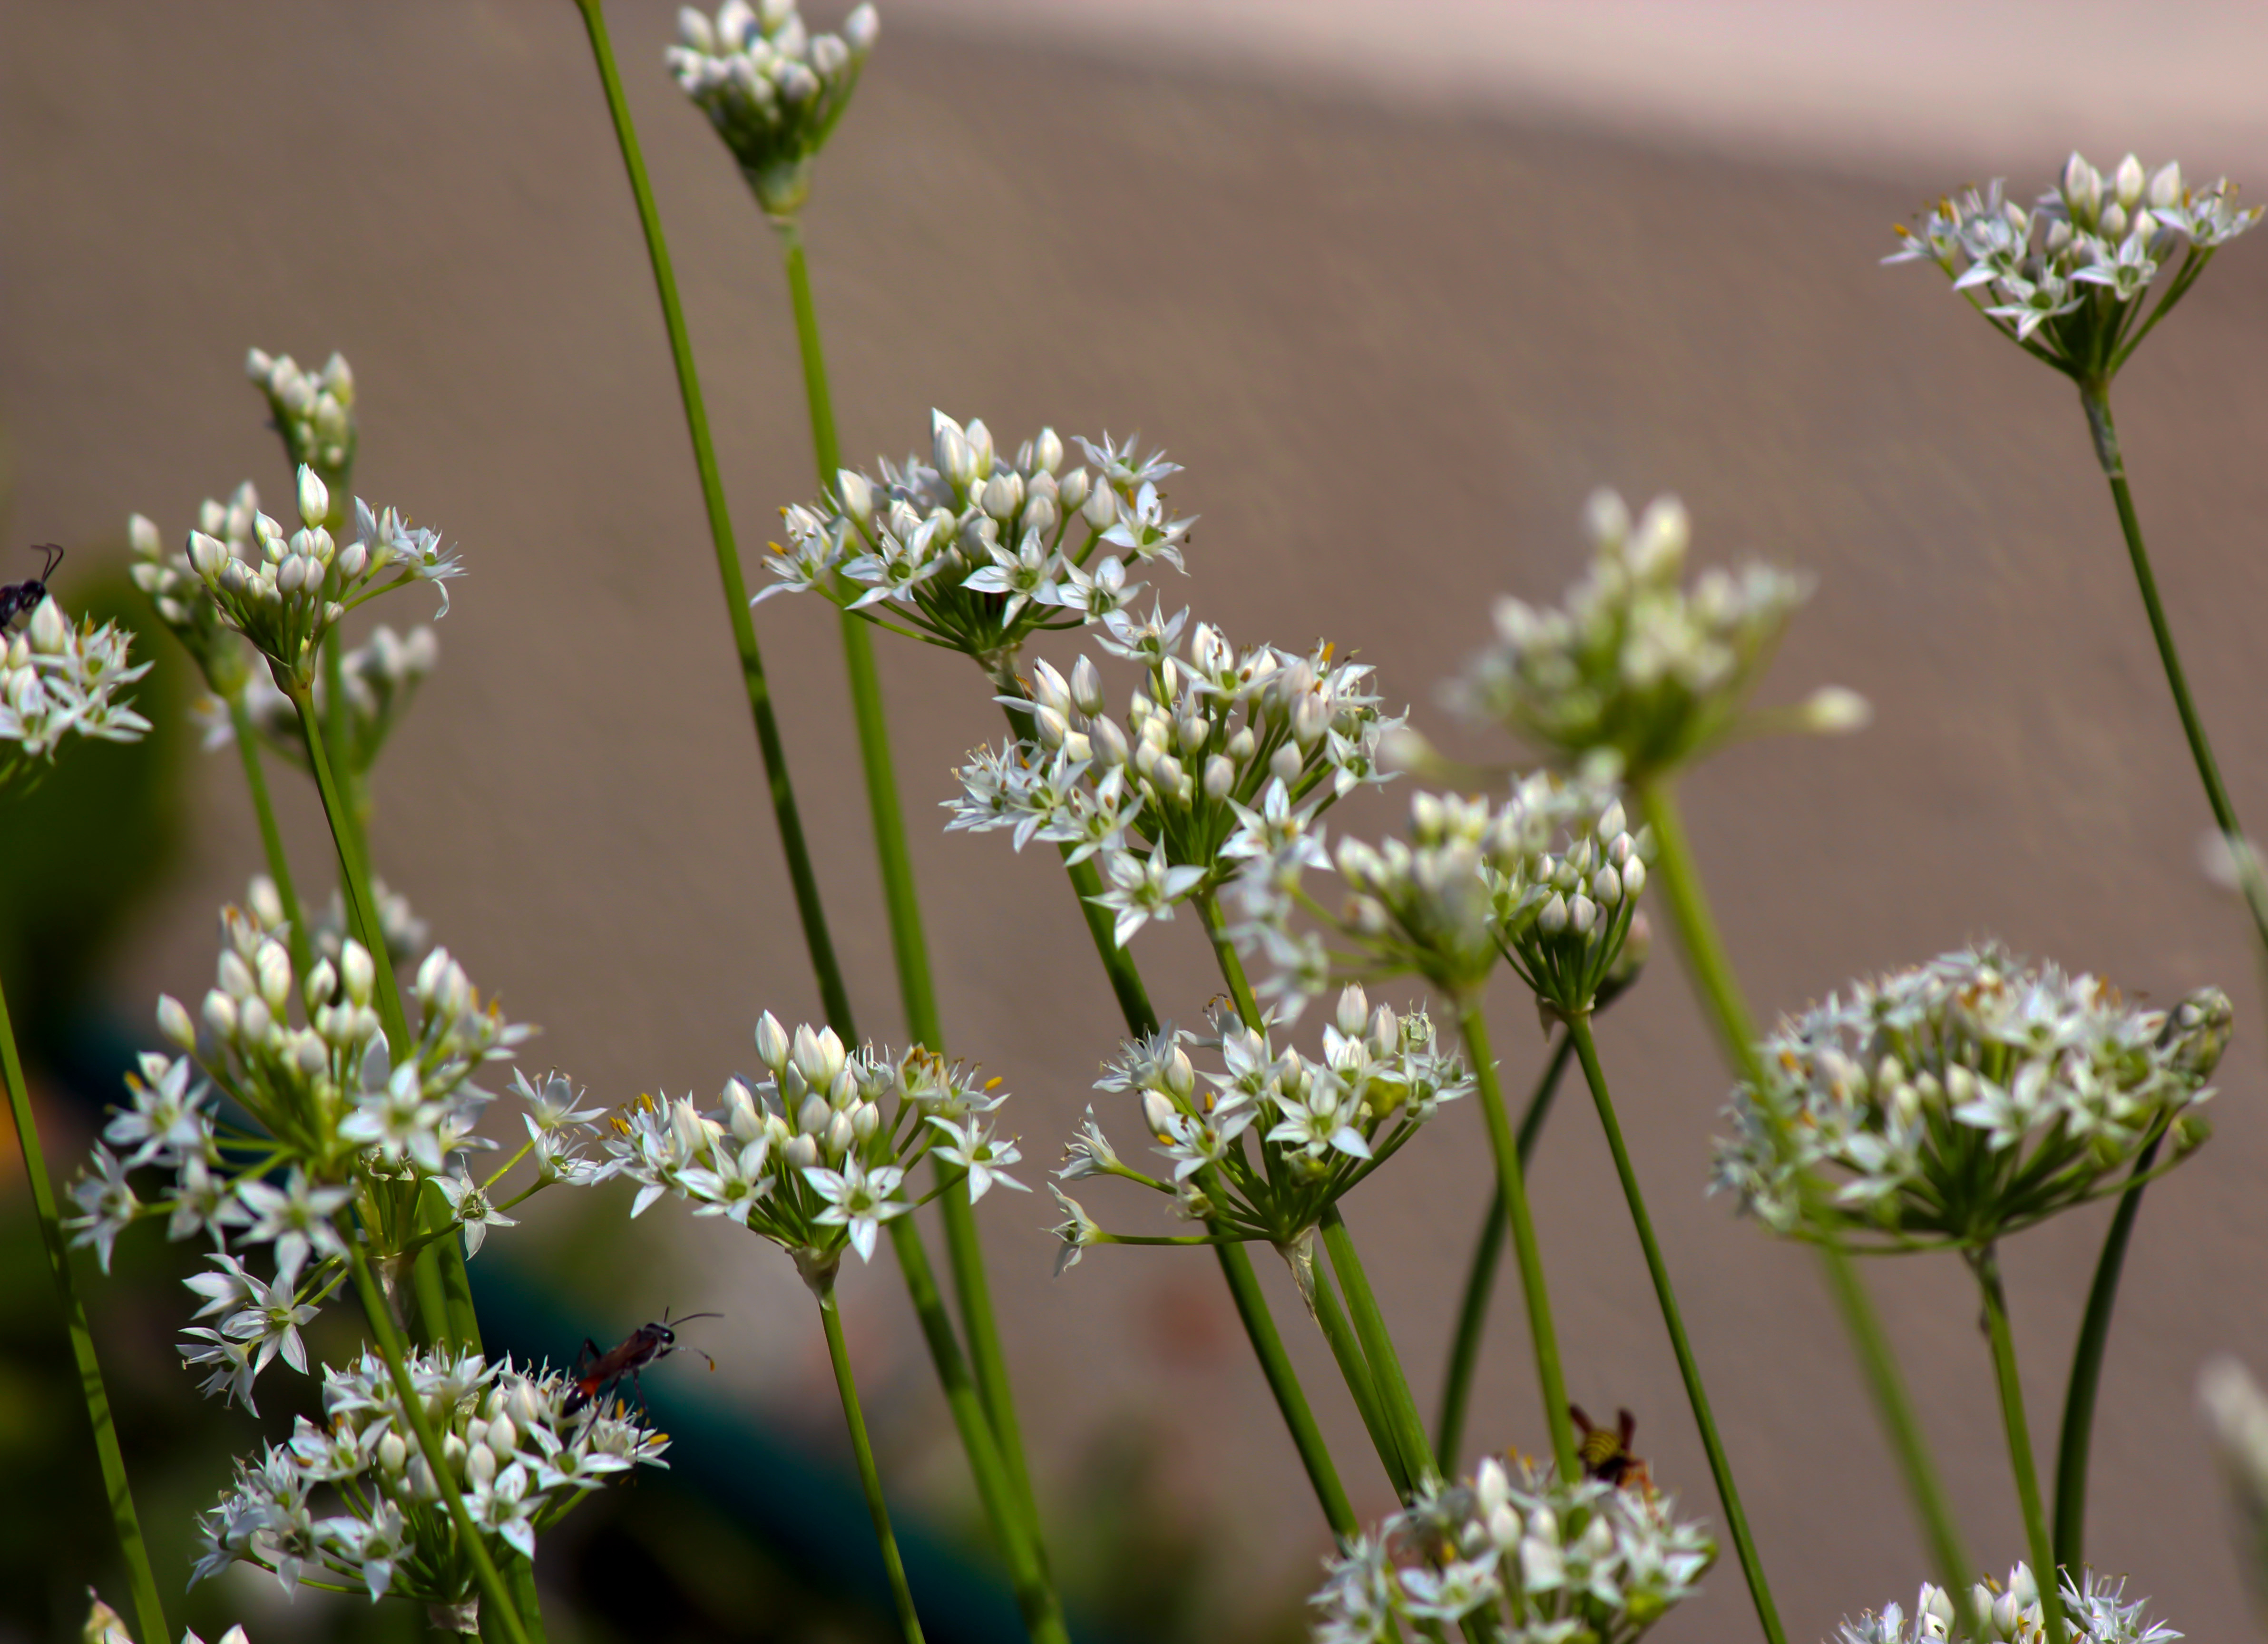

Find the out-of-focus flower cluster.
xmin=196 ymin=622 xmax=439 ymax=776
xmin=948 ymin=616 xmax=1397 ymax=948
xmin=0 ymin=597 xmax=151 ymax=783
xmin=767 ymin=411 xmax=1192 ymax=671
xmin=66 ymin=891 xmax=605 ymax=1409
xmin=1444 ymin=491 xmax=1861 ymax=782
xmin=608 ymin=1014 xmax=1024 ymax=1285
xmin=1236 ymin=775 xmax=1644 ymax=1024
xmin=668 ymin=0 xmax=879 ymax=215
xmin=246 ymin=348 xmax=356 ymax=482
xmin=192 ymin=1349 xmax=665 ymax=1610
xmin=1889 ymin=153 xmax=2259 ymax=378
xmin=1052 ymin=985 xmax=1469 ymax=1271
xmin=2200 ymin=1357 xmax=2268 ymax=1611
xmin=1713 ymin=947 xmax=2230 ymax=1249
xmin=1832 ymin=1564 xmax=2178 ymax=1644
xmin=183 ymin=464 xmax=460 ymax=688
xmin=1310 ymin=1453 xmax=1714 ymax=1644
xmin=132 ymin=488 xmax=258 ymax=698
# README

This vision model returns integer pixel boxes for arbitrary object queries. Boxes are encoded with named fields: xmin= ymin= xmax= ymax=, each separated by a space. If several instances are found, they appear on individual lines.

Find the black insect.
xmin=564 ymin=1309 xmax=720 ymax=1417
xmin=0 ymin=544 xmax=64 ymax=632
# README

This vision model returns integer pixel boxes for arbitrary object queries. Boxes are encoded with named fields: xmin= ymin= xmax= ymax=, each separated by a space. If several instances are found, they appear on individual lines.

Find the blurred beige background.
xmin=9 ymin=1 xmax=2268 ymax=1639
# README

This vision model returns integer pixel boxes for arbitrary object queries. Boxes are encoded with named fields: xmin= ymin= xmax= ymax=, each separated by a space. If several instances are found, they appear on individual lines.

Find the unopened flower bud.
xmin=1082 ymin=481 xmax=1117 ymax=530
xmin=378 ymin=1430 xmax=408 ymax=1474
xmin=980 ymin=471 xmax=1023 ymax=520
xmin=1619 ymin=856 xmax=1646 ymax=898
xmin=255 ymin=941 xmax=293 ymax=1012
xmin=1270 ymin=743 xmax=1303 ymax=783
xmin=791 ymin=1023 xmax=846 ymax=1087
xmin=155 ymin=994 xmax=197 ymax=1051
xmin=2113 ymin=152 xmax=2146 ymax=210
xmin=825 ymin=1108 xmax=856 ymax=1154
xmin=487 ymin=1411 xmax=518 ymax=1456
xmin=851 ymin=1101 xmax=880 ymax=1141
xmin=1069 ymin=654 xmax=1105 ymax=716
xmin=964 ymin=419 xmax=995 ymax=478
xmin=1291 ymin=691 xmax=1329 ymax=751
xmin=304 ymin=959 xmax=338 ymax=1009
xmin=932 ymin=412 xmax=975 ymax=489
xmin=27 ymin=598 xmax=69 ymax=655
xmin=798 ymin=1092 xmax=831 ymax=1136
xmin=1203 ymin=754 xmax=1235 ymax=801
xmin=1090 ymin=716 xmax=1129 ymax=766
xmin=754 ymin=1011 xmax=791 ymax=1074
xmin=338 ymin=941 xmax=374 ymax=1005
xmin=1539 ymin=893 xmax=1570 ymax=934
xmin=1591 ymin=865 xmax=1622 ymax=905
xmin=1140 ymin=1086 xmax=1179 ymax=1139
xmin=1164 ymin=1045 xmax=1196 ymax=1099
xmin=2063 ymin=151 xmax=2102 ymax=222
xmin=1057 ymin=468 xmax=1091 ymax=511
xmin=2148 ymin=160 xmax=2184 ymax=210
xmin=296 ymin=465 xmax=330 ymax=528
xmin=784 ymin=1133 xmax=820 ymax=1170
xmin=335 ymin=539 xmax=368 ymax=580
xmin=203 ymin=989 xmax=240 ymax=1040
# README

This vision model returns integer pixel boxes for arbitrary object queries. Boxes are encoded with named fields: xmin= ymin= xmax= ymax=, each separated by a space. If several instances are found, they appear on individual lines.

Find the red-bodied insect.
xmin=564 ymin=1310 xmax=720 ymax=1418
xmin=0 ymin=544 xmax=64 ymax=632
xmin=1571 ymin=1404 xmax=1652 ymax=1493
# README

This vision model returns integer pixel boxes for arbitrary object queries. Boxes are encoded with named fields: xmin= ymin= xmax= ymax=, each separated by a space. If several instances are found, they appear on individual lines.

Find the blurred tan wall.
xmin=9 ymin=2 xmax=2268 ymax=1639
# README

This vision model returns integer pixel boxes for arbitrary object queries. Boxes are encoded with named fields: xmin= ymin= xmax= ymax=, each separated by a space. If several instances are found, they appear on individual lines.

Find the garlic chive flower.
xmin=131 ymin=488 xmax=259 ymax=698
xmin=1888 ymin=153 xmax=2259 ymax=383
xmin=2200 ymin=1357 xmax=2268 ymax=1607
xmin=1445 ymin=491 xmax=1857 ymax=782
xmin=1833 ymin=1564 xmax=2178 ymax=1644
xmin=186 ymin=466 xmax=462 ymax=688
xmin=191 ymin=1348 xmax=665 ymax=1606
xmin=668 ymin=0 xmax=880 ymax=216
xmin=1713 ymin=947 xmax=2230 ymax=1249
xmin=764 ymin=411 xmax=1190 ymax=675
xmin=65 ymin=897 xmax=596 ymax=1409
xmin=1310 ymin=1452 xmax=1714 ymax=1644
xmin=245 ymin=348 xmax=356 ymax=483
xmin=606 ymin=1014 xmax=1024 ymax=1287
xmin=1050 ymin=987 xmax=1470 ymax=1272
xmin=0 ymin=596 xmax=152 ymax=786
xmin=946 ymin=618 xmax=1398 ymax=947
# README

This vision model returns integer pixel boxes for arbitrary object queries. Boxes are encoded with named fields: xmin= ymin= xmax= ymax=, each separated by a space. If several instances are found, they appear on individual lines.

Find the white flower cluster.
xmin=1238 ymin=775 xmax=1642 ymax=1023
xmin=131 ymin=488 xmax=258 ymax=696
xmin=85 ymin=1594 xmax=247 ymax=1644
xmin=186 ymin=465 xmax=462 ymax=687
xmin=198 ymin=622 xmax=439 ymax=775
xmin=668 ymin=0 xmax=879 ymax=215
xmin=608 ymin=1014 xmax=1025 ymax=1283
xmin=948 ymin=617 xmax=1398 ymax=947
xmin=765 ymin=411 xmax=1191 ymax=669
xmin=67 ymin=897 xmax=603 ymax=1408
xmin=0 ymin=597 xmax=151 ymax=779
xmin=1889 ymin=154 xmax=2259 ymax=372
xmin=1054 ymin=985 xmax=1470 ymax=1268
xmin=246 ymin=347 xmax=356 ymax=478
xmin=2200 ymin=1357 xmax=2268 ymax=1601
xmin=192 ymin=1349 xmax=666 ymax=1605
xmin=1444 ymin=491 xmax=1858 ymax=782
xmin=1310 ymin=1453 xmax=1714 ymax=1644
xmin=1832 ymin=1564 xmax=2178 ymax=1644
xmin=1713 ymin=948 xmax=2230 ymax=1248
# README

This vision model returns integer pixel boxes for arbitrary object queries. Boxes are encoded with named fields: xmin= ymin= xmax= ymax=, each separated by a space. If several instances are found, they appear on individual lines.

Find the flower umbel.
xmin=668 ymin=0 xmax=879 ymax=215
xmin=1832 ymin=1563 xmax=2179 ymax=1643
xmin=0 ymin=597 xmax=152 ymax=787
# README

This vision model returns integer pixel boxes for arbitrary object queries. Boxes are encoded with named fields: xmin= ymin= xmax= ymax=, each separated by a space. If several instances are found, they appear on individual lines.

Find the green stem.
xmin=228 ymin=689 xmax=312 ymax=982
xmin=1306 ymin=1245 xmax=1412 ymax=1497
xmin=322 ymin=629 xmax=358 ymax=832
xmin=1633 ymin=775 xmax=1975 ymax=1623
xmin=1196 ymin=890 xmax=1264 ymax=1026
xmin=937 ymin=1170 xmax=1046 ymax=1570
xmin=2079 ymin=382 xmax=2268 ymax=946
xmin=884 ymin=1217 xmax=1069 ymax=1644
xmin=1321 ymin=1206 xmax=1439 ymax=1490
xmin=817 ymin=1281 xmax=928 ymax=1644
xmin=1457 ymin=1006 xmax=1579 ymax=1483
xmin=490 ymin=1557 xmax=551 ymax=1644
xmin=1973 ymin=1246 xmax=2067 ymax=1642
xmin=2053 ymin=1140 xmax=2157 ymax=1575
xmin=572 ymin=0 xmax=856 ymax=1036
xmin=1436 ymin=1033 xmax=1573 ymax=1468
xmin=1567 ymin=1014 xmax=1785 ymax=1644
xmin=1215 ymin=1241 xmax=1362 ymax=1541
xmin=343 ymin=1237 xmax=532 ymax=1644
xmin=0 ymin=974 xmax=168 ymax=1644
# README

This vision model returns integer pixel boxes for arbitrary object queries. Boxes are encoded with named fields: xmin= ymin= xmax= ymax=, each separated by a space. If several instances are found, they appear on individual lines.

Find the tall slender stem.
xmin=1633 ymin=775 xmax=1976 ymax=1622
xmin=2053 ymin=1140 xmax=2157 ymax=1574
xmin=1973 ymin=1247 xmax=2067 ymax=1643
xmin=884 ymin=1217 xmax=1069 ymax=1644
xmin=0 ymin=973 xmax=168 ymax=1644
xmin=1308 ymin=1249 xmax=1412 ymax=1497
xmin=1437 ymin=1033 xmax=1573 ymax=1468
xmin=228 ymin=690 xmax=312 ymax=982
xmin=1321 ymin=1206 xmax=1439 ymax=1490
xmin=1196 ymin=890 xmax=1264 ymax=1027
xmin=1566 ymin=1014 xmax=1786 ymax=1644
xmin=343 ymin=1237 xmax=532 ymax=1644
xmin=1457 ymin=1005 xmax=1579 ymax=1483
xmin=934 ymin=1172 xmax=1046 ymax=1577
xmin=1214 ymin=1239 xmax=1361 ymax=1540
xmin=572 ymin=0 xmax=855 ymax=1035
xmin=817 ymin=1282 xmax=928 ymax=1644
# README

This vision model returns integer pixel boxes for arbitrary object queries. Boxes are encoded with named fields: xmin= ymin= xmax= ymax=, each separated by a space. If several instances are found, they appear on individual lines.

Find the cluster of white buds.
xmin=947 ymin=616 xmax=1399 ymax=947
xmin=65 ymin=899 xmax=598 ymax=1409
xmin=202 ymin=622 xmax=440 ymax=776
xmin=131 ymin=487 xmax=258 ymax=696
xmin=667 ymin=0 xmax=879 ymax=215
xmin=1052 ymin=986 xmax=1470 ymax=1273
xmin=186 ymin=465 xmax=462 ymax=688
xmin=0 ymin=597 xmax=151 ymax=782
xmin=1713 ymin=947 xmax=2230 ymax=1249
xmin=1310 ymin=1453 xmax=1714 ymax=1644
xmin=607 ymin=1015 xmax=1025 ymax=1287
xmin=84 ymin=1595 xmax=246 ymax=1644
xmin=191 ymin=1349 xmax=665 ymax=1611
xmin=764 ymin=411 xmax=1190 ymax=671
xmin=1443 ymin=491 xmax=1860 ymax=782
xmin=1889 ymin=154 xmax=2259 ymax=378
xmin=1833 ymin=1564 xmax=2179 ymax=1644
xmin=2200 ymin=1357 xmax=2268 ymax=1605
xmin=246 ymin=348 xmax=356 ymax=480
